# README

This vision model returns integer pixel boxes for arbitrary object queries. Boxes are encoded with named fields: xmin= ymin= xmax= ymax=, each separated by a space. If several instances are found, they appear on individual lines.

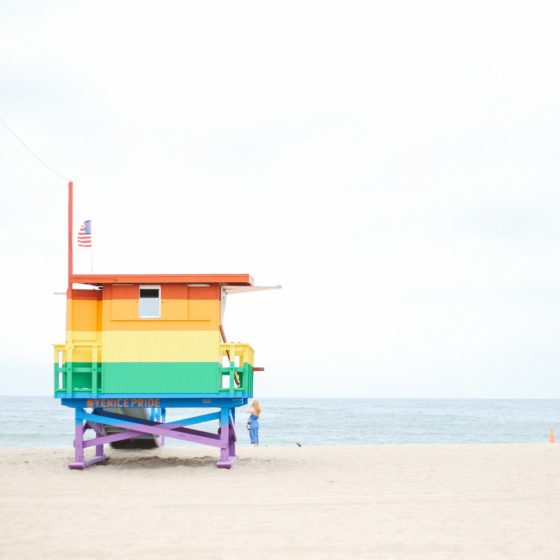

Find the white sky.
xmin=1 ymin=1 xmax=560 ymax=397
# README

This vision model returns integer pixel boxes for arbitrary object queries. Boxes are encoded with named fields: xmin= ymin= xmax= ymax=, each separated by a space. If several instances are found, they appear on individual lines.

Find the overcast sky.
xmin=1 ymin=1 xmax=559 ymax=397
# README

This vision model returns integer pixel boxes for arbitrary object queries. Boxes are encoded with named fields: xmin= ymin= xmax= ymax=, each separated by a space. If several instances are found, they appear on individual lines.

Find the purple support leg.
xmin=94 ymin=423 xmax=106 ymax=462
xmin=216 ymin=408 xmax=237 ymax=469
xmin=68 ymin=409 xmax=108 ymax=470
xmin=228 ymin=414 xmax=237 ymax=459
xmin=69 ymin=409 xmax=85 ymax=469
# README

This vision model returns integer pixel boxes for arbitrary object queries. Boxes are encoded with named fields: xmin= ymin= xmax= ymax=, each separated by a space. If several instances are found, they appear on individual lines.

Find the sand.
xmin=1 ymin=444 xmax=559 ymax=559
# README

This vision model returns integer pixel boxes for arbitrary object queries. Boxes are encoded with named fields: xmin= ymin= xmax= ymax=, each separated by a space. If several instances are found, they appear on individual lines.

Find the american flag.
xmin=77 ymin=220 xmax=92 ymax=247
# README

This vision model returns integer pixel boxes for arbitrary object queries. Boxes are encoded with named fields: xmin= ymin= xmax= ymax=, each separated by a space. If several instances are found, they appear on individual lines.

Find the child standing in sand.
xmin=247 ymin=400 xmax=261 ymax=446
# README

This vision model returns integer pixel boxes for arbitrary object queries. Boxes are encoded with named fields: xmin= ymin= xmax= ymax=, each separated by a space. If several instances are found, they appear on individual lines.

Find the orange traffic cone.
xmin=549 ymin=428 xmax=555 ymax=444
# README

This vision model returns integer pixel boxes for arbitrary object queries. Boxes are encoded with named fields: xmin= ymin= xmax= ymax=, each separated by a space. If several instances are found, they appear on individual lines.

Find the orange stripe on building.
xmin=67 ymin=298 xmax=220 ymax=331
xmin=67 ymin=298 xmax=102 ymax=332
xmin=101 ymin=284 xmax=221 ymax=301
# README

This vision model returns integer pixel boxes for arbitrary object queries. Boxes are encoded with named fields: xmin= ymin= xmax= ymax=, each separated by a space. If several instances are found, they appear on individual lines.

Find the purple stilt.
xmin=216 ymin=408 xmax=236 ymax=469
xmin=228 ymin=413 xmax=237 ymax=459
xmin=69 ymin=409 xmax=84 ymax=469
xmin=69 ymin=409 xmax=108 ymax=470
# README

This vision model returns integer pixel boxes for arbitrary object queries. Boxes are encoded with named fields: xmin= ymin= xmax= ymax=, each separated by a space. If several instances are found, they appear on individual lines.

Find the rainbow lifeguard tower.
xmin=55 ymin=182 xmax=275 ymax=469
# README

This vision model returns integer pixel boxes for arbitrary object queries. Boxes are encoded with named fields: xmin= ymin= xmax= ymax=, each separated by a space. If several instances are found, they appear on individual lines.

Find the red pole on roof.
xmin=68 ymin=181 xmax=73 ymax=291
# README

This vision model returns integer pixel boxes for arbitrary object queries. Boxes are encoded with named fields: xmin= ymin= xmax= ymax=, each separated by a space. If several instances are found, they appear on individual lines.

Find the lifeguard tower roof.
xmin=71 ymin=273 xmax=254 ymax=286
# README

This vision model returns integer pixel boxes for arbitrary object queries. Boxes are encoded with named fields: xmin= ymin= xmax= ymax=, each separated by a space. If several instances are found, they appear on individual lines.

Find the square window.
xmin=139 ymin=286 xmax=161 ymax=318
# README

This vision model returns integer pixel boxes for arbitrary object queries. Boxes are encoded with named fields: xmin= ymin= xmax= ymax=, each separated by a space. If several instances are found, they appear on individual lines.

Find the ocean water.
xmin=0 ymin=396 xmax=558 ymax=448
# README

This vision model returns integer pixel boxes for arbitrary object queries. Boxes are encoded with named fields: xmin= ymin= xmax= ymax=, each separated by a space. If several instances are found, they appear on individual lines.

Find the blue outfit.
xmin=248 ymin=413 xmax=260 ymax=445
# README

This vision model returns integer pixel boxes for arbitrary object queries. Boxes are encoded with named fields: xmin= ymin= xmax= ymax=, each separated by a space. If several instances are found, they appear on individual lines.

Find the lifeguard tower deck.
xmin=55 ymin=183 xmax=273 ymax=469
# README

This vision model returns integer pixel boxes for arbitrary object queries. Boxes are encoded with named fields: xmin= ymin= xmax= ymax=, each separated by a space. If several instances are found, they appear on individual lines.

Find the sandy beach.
xmin=1 ymin=444 xmax=559 ymax=559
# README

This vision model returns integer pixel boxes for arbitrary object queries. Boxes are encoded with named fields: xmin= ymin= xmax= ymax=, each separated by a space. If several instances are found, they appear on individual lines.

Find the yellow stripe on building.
xmin=100 ymin=330 xmax=221 ymax=362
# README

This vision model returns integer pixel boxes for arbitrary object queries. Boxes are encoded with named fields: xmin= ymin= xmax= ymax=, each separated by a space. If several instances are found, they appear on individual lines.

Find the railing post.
xmin=66 ymin=344 xmax=73 ymax=398
xmin=229 ymin=344 xmax=235 ymax=395
xmin=91 ymin=344 xmax=98 ymax=398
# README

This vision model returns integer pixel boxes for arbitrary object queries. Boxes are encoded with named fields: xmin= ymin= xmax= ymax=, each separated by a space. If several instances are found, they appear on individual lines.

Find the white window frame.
xmin=139 ymin=285 xmax=161 ymax=319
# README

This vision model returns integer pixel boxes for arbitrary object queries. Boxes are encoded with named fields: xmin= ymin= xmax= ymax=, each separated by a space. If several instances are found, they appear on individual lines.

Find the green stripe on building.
xmin=54 ymin=361 xmax=254 ymax=395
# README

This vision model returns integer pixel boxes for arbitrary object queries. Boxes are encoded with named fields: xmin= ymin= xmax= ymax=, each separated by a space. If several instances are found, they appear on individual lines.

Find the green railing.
xmin=54 ymin=341 xmax=255 ymax=397
xmin=218 ymin=343 xmax=254 ymax=395
xmin=54 ymin=342 xmax=101 ymax=397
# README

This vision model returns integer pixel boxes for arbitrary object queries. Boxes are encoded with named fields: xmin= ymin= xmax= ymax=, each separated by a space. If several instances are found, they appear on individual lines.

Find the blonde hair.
xmin=251 ymin=400 xmax=261 ymax=417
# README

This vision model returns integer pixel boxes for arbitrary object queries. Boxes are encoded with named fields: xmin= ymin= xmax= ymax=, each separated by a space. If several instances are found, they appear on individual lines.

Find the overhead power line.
xmin=0 ymin=114 xmax=69 ymax=181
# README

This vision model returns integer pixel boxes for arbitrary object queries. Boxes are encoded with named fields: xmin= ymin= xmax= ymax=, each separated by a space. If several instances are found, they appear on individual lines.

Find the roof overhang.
xmin=223 ymin=285 xmax=281 ymax=295
xmin=71 ymin=273 xmax=254 ymax=287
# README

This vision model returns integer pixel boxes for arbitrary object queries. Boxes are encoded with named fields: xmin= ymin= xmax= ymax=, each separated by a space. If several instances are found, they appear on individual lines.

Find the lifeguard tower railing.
xmin=54 ymin=342 xmax=254 ymax=398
